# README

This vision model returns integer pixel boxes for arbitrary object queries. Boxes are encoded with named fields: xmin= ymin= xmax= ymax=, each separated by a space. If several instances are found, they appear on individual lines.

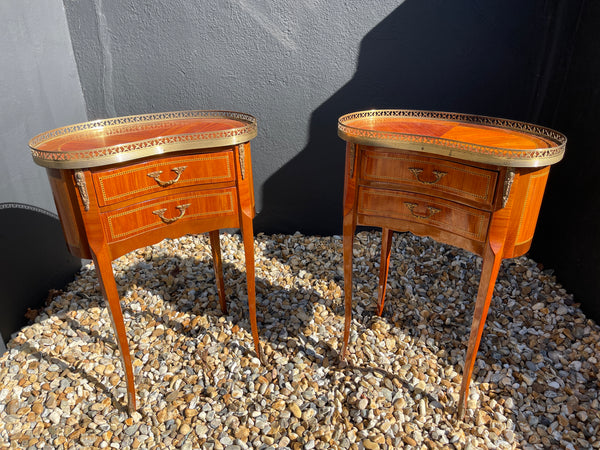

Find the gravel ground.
xmin=0 ymin=231 xmax=598 ymax=449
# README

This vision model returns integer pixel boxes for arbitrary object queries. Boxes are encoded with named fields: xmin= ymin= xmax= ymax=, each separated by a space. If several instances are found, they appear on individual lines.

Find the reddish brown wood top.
xmin=29 ymin=110 xmax=257 ymax=169
xmin=338 ymin=110 xmax=566 ymax=167
xmin=344 ymin=116 xmax=549 ymax=148
xmin=37 ymin=118 xmax=247 ymax=153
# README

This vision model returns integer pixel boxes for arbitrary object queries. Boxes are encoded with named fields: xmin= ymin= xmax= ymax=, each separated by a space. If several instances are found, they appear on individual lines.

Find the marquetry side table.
xmin=338 ymin=109 xmax=566 ymax=416
xmin=29 ymin=110 xmax=262 ymax=412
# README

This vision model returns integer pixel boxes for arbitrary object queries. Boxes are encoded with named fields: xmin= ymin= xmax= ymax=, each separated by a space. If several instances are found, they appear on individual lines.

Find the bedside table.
xmin=29 ymin=110 xmax=262 ymax=412
xmin=338 ymin=110 xmax=566 ymax=416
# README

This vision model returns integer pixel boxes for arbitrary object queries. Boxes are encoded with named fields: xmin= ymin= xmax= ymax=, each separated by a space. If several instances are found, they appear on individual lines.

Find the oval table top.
xmin=29 ymin=110 xmax=257 ymax=169
xmin=338 ymin=110 xmax=566 ymax=167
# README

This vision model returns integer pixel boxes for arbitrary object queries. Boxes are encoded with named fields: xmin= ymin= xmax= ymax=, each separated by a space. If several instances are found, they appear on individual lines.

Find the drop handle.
xmin=152 ymin=203 xmax=191 ymax=224
xmin=404 ymin=202 xmax=441 ymax=219
xmin=409 ymin=167 xmax=446 ymax=185
xmin=147 ymin=166 xmax=187 ymax=187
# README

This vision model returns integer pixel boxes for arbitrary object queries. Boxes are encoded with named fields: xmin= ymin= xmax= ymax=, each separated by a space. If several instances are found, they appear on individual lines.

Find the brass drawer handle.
xmin=409 ymin=167 xmax=447 ymax=185
xmin=147 ymin=166 xmax=187 ymax=187
xmin=404 ymin=202 xmax=441 ymax=219
xmin=152 ymin=203 xmax=191 ymax=224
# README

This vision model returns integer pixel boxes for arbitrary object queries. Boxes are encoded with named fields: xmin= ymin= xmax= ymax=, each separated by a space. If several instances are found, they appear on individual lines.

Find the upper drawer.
xmin=359 ymin=149 xmax=498 ymax=208
xmin=92 ymin=150 xmax=235 ymax=206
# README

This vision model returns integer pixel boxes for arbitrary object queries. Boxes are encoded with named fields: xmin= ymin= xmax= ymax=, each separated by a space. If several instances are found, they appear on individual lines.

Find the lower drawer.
xmin=102 ymin=188 xmax=237 ymax=242
xmin=357 ymin=187 xmax=490 ymax=242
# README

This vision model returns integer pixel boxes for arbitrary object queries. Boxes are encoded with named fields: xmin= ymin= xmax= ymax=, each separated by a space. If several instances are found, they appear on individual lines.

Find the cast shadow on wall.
xmin=0 ymin=203 xmax=81 ymax=346
xmin=253 ymin=0 xmax=550 ymax=235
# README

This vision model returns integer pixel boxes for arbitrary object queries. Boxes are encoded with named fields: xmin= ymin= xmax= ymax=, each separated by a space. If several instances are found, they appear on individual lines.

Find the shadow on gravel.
xmin=8 ymin=231 xmax=597 ymax=447
xmin=19 ymin=342 xmax=128 ymax=413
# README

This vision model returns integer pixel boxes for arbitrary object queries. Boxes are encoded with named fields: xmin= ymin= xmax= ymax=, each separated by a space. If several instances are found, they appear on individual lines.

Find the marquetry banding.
xmin=96 ymin=154 xmax=233 ymax=203
xmin=361 ymin=152 xmax=496 ymax=202
xmin=106 ymin=191 xmax=235 ymax=240
xmin=358 ymin=189 xmax=489 ymax=241
xmin=515 ymin=171 xmax=549 ymax=246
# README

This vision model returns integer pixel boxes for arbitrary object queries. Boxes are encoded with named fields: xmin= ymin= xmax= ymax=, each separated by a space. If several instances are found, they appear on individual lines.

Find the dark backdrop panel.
xmin=0 ymin=204 xmax=81 ymax=343
xmin=531 ymin=0 xmax=600 ymax=324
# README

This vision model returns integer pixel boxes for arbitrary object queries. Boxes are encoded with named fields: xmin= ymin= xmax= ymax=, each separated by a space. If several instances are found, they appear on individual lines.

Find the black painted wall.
xmin=530 ymin=0 xmax=600 ymax=324
xmin=254 ymin=0 xmax=565 ymax=234
xmin=0 ymin=205 xmax=81 ymax=342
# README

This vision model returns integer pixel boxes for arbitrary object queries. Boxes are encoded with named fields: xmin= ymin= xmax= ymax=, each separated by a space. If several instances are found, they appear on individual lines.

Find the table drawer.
xmin=102 ymin=188 xmax=237 ymax=242
xmin=360 ymin=149 xmax=498 ymax=208
xmin=358 ymin=187 xmax=490 ymax=242
xmin=92 ymin=150 xmax=235 ymax=206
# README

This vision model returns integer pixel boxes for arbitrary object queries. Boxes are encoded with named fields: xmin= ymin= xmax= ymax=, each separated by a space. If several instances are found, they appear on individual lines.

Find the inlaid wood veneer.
xmin=29 ymin=110 xmax=262 ymax=413
xmin=338 ymin=109 xmax=566 ymax=417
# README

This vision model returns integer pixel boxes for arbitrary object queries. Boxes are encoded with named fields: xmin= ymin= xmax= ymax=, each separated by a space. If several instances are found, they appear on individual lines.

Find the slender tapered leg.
xmin=240 ymin=214 xmax=263 ymax=362
xmin=91 ymin=247 xmax=136 ymax=413
xmin=209 ymin=230 xmax=227 ymax=314
xmin=340 ymin=213 xmax=356 ymax=359
xmin=235 ymin=142 xmax=262 ymax=362
xmin=340 ymin=142 xmax=358 ymax=360
xmin=377 ymin=228 xmax=394 ymax=316
xmin=457 ymin=241 xmax=503 ymax=417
